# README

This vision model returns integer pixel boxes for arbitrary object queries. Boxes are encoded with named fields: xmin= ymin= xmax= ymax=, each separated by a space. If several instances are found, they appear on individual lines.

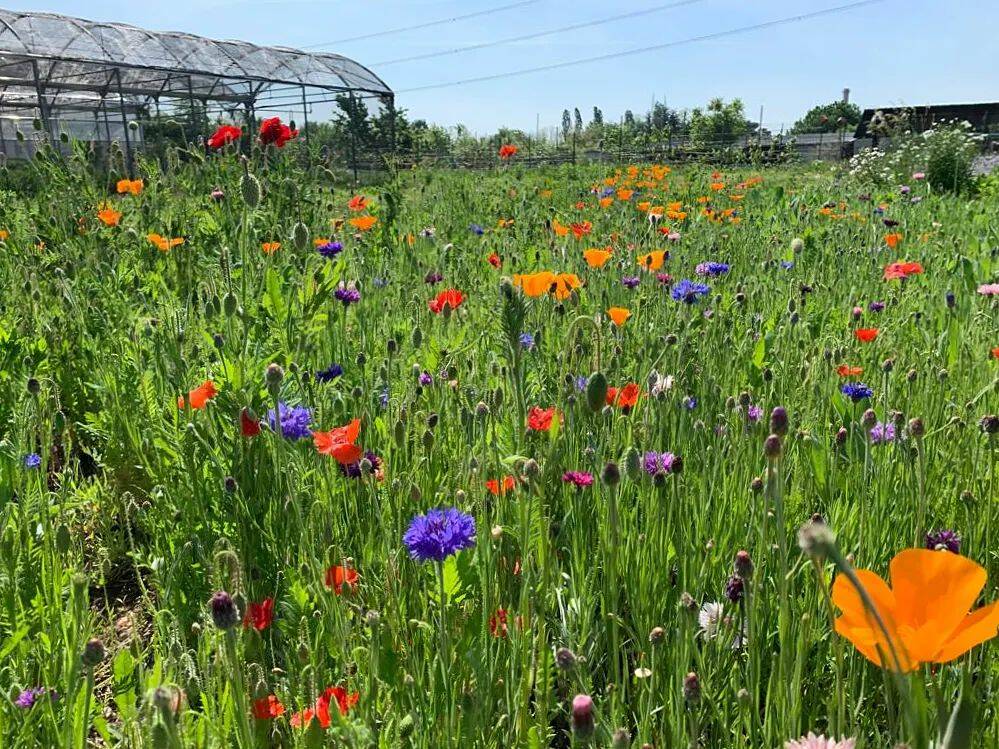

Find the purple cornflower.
xmin=334 ymin=283 xmax=361 ymax=305
xmin=695 ymin=261 xmax=730 ymax=277
xmin=316 ymin=240 xmax=343 ymax=258
xmin=15 ymin=687 xmax=55 ymax=709
xmin=622 ymin=275 xmax=641 ymax=289
xmin=574 ymin=375 xmax=588 ymax=392
xmin=379 ymin=388 xmax=390 ymax=408
xmin=403 ymin=507 xmax=476 ymax=562
xmin=340 ymin=450 xmax=381 ymax=479
xmin=671 ymin=279 xmax=711 ymax=304
xmin=418 ymin=371 xmax=433 ymax=387
xmin=925 ymin=529 xmax=961 ymax=554
xmin=642 ymin=451 xmax=677 ymax=476
xmin=840 ymin=382 xmax=873 ymax=402
xmin=656 ymin=272 xmax=673 ymax=286
xmin=747 ymin=405 xmax=763 ymax=422
xmin=469 ymin=223 xmax=484 ymax=236
xmin=424 ymin=271 xmax=443 ymax=285
xmin=869 ymin=422 xmax=896 ymax=444
xmin=23 ymin=453 xmax=41 ymax=469
xmin=682 ymin=396 xmax=697 ymax=410
xmin=315 ymin=363 xmax=343 ymax=383
xmin=724 ymin=575 xmax=745 ymax=603
xmin=267 ymin=402 xmax=312 ymax=440
xmin=562 ymin=470 xmax=594 ymax=488
xmin=868 ymin=301 xmax=885 ymax=313
xmin=519 ymin=332 xmax=536 ymax=350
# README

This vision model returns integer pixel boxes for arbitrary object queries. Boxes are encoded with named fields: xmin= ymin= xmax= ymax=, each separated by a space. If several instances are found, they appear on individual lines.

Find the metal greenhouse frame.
xmin=0 ymin=7 xmax=393 ymax=172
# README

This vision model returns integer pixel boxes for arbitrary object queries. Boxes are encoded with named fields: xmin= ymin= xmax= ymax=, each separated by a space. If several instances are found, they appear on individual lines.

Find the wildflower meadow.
xmin=0 ymin=128 xmax=997 ymax=749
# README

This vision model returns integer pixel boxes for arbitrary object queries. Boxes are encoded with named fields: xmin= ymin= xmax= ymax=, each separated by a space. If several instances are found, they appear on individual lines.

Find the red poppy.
xmin=207 ymin=124 xmax=242 ymax=150
xmin=607 ymin=382 xmax=641 ymax=409
xmin=259 ymin=117 xmax=298 ymax=148
xmin=486 ymin=476 xmax=516 ymax=496
xmin=855 ymin=328 xmax=879 ymax=343
xmin=348 ymin=195 xmax=367 ymax=212
xmin=428 ymin=289 xmax=465 ymax=314
xmin=993 ymin=346 xmax=999 ymax=359
xmin=253 ymin=695 xmax=285 ymax=720
xmin=240 ymin=408 xmax=261 ymax=437
xmin=178 ymin=380 xmax=217 ymax=410
xmin=313 ymin=418 xmax=362 ymax=465
xmin=324 ymin=565 xmax=359 ymax=595
xmin=498 ymin=144 xmax=518 ymax=159
xmin=836 ymin=364 xmax=863 ymax=377
xmin=570 ymin=221 xmax=592 ymax=239
xmin=487 ymin=252 xmax=501 ymax=269
xmin=290 ymin=686 xmax=359 ymax=729
xmin=526 ymin=406 xmax=558 ymax=432
xmin=243 ymin=598 xmax=274 ymax=631
xmin=883 ymin=261 xmax=924 ymax=281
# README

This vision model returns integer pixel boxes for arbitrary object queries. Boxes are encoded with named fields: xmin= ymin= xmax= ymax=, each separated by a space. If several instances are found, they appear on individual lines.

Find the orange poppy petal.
xmin=889 ymin=549 xmax=986 ymax=660
xmin=932 ymin=602 xmax=999 ymax=662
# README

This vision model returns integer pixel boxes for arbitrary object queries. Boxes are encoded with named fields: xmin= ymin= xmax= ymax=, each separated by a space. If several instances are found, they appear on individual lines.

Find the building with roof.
xmin=0 ymin=7 xmax=392 ymax=169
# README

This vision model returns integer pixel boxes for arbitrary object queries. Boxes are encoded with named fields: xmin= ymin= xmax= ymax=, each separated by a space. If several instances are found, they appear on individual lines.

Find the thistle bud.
xmin=264 ymin=362 xmax=284 ymax=390
xmin=82 ymin=638 xmax=106 ymax=667
xmin=734 ymin=550 xmax=754 ymax=580
xmin=555 ymin=647 xmax=577 ymax=671
xmin=649 ymin=626 xmax=665 ymax=645
xmin=763 ymin=434 xmax=782 ymax=459
xmin=769 ymin=406 xmax=788 ymax=436
xmin=861 ymin=409 xmax=877 ymax=429
xmin=683 ymin=672 xmax=701 ymax=704
xmin=601 ymin=461 xmax=620 ymax=486
xmin=208 ymin=591 xmax=239 ymax=630
xmin=835 ymin=426 xmax=848 ymax=445
xmin=571 ymin=694 xmax=595 ymax=740
xmin=611 ymin=728 xmax=631 ymax=748
xmin=797 ymin=520 xmax=835 ymax=560
xmin=790 ymin=237 xmax=804 ymax=254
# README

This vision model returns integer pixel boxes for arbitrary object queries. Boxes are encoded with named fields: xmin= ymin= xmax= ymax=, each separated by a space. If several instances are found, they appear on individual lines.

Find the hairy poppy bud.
xmin=624 ymin=447 xmax=641 ymax=480
xmin=790 ymin=237 xmax=804 ymax=254
xmin=240 ymin=173 xmax=261 ymax=208
xmin=612 ymin=728 xmax=631 ymax=748
xmin=292 ymin=221 xmax=310 ymax=252
xmin=586 ymin=372 xmax=608 ymax=413
xmin=797 ymin=520 xmax=835 ymax=560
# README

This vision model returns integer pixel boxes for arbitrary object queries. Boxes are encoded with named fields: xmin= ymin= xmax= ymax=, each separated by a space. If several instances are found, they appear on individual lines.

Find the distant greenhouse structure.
xmin=0 ymin=7 xmax=393 ymax=171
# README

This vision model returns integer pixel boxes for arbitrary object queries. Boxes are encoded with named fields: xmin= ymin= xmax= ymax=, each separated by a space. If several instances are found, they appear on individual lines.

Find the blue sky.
xmin=11 ymin=0 xmax=999 ymax=134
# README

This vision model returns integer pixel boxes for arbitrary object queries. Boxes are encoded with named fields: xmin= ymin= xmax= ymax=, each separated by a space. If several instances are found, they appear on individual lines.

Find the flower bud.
xmin=763 ymin=434 xmax=782 ymax=459
xmin=601 ymin=461 xmax=620 ymax=486
xmin=734 ymin=550 xmax=754 ymax=580
xmin=586 ymin=372 xmax=608 ymax=413
xmin=769 ymin=407 xmax=788 ymax=436
xmin=264 ymin=362 xmax=284 ymax=390
xmin=649 ymin=626 xmax=665 ymax=645
xmin=82 ymin=638 xmax=106 ymax=667
xmin=797 ymin=521 xmax=835 ymax=560
xmin=861 ymin=409 xmax=877 ymax=429
xmin=683 ymin=672 xmax=701 ymax=704
xmin=209 ymin=590 xmax=239 ymax=630
xmin=907 ymin=417 xmax=924 ymax=438
xmin=240 ymin=173 xmax=261 ymax=208
xmin=555 ymin=647 xmax=577 ymax=671
xmin=571 ymin=694 xmax=595 ymax=740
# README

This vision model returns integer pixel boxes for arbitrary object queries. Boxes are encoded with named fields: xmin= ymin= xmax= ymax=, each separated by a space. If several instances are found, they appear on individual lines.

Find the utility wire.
xmin=303 ymin=0 xmax=540 ymax=47
xmin=373 ymin=0 xmax=706 ymax=67
xmin=397 ymin=0 xmax=886 ymax=94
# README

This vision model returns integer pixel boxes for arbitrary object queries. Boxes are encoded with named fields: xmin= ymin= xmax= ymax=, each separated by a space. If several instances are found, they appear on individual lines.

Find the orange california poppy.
xmin=836 ymin=365 xmax=863 ymax=377
xmin=0 ymin=229 xmax=9 ymax=241
xmin=497 ymin=218 xmax=514 ymax=229
xmin=832 ymin=548 xmax=999 ymax=671
xmin=710 ymin=181 xmax=726 ymax=191
xmin=325 ymin=564 xmax=359 ymax=594
xmin=616 ymin=188 xmax=634 ymax=201
xmin=583 ymin=248 xmax=613 ymax=268
xmin=97 ymin=205 xmax=122 ymax=227
xmin=599 ymin=197 xmax=614 ymax=209
xmin=729 ymin=194 xmax=744 ymax=202
xmin=637 ymin=250 xmax=666 ymax=271
xmin=570 ymin=221 xmax=592 ymax=240
xmin=486 ymin=476 xmax=516 ymax=495
xmin=347 ymin=195 xmax=367 ymax=212
xmin=261 ymin=241 xmax=281 ymax=255
xmin=636 ymin=201 xmax=651 ymax=213
xmin=313 ymin=237 xmax=331 ymax=247
xmin=147 ymin=233 xmax=184 ymax=252
xmin=313 ymin=418 xmax=362 ymax=465
xmin=116 ymin=178 xmax=143 ymax=195
xmin=884 ymin=233 xmax=902 ymax=249
xmin=514 ymin=271 xmax=556 ymax=298
xmin=855 ymin=328 xmax=879 ymax=343
xmin=883 ymin=261 xmax=924 ymax=281
xmin=607 ymin=307 xmax=631 ymax=326
xmin=527 ymin=406 xmax=558 ymax=432
xmin=178 ymin=380 xmax=217 ymax=410
xmin=551 ymin=219 xmax=569 ymax=238
xmin=538 ymin=189 xmax=553 ymax=199
xmin=552 ymin=273 xmax=581 ymax=300
xmin=696 ymin=196 xmax=710 ymax=204
xmin=348 ymin=215 xmax=377 ymax=231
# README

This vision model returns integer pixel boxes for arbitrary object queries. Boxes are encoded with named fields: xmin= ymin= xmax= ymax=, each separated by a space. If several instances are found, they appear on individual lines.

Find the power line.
xmin=397 ymin=0 xmax=887 ymax=94
xmin=303 ymin=0 xmax=540 ymax=48
xmin=373 ymin=0 xmax=706 ymax=67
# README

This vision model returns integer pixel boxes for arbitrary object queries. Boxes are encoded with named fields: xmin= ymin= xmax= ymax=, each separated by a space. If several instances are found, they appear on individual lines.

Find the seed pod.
xmin=240 ymin=173 xmax=261 ymax=208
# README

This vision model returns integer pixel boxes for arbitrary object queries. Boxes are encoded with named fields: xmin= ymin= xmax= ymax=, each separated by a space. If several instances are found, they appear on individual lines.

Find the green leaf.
xmin=0 ymin=625 xmax=28 ymax=660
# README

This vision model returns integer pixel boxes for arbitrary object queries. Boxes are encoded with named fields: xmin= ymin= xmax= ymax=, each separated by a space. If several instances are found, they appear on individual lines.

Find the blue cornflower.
xmin=781 ymin=261 xmax=795 ymax=270
xmin=519 ymin=332 xmax=536 ymax=350
xmin=670 ymin=279 xmax=711 ymax=304
xmin=418 ymin=371 xmax=433 ymax=387
xmin=267 ymin=402 xmax=312 ymax=440
xmin=469 ymin=223 xmax=484 ymax=236
xmin=682 ymin=396 xmax=697 ymax=410
xmin=23 ymin=453 xmax=41 ymax=469
xmin=315 ymin=363 xmax=343 ymax=383
xmin=868 ymin=300 xmax=885 ymax=312
xmin=695 ymin=261 xmax=730 ymax=277
xmin=840 ymin=382 xmax=873 ymax=402
xmin=316 ymin=240 xmax=343 ymax=259
xmin=574 ymin=375 xmax=588 ymax=392
xmin=622 ymin=276 xmax=640 ymax=289
xmin=379 ymin=388 xmax=390 ymax=408
xmin=403 ymin=507 xmax=476 ymax=563
xmin=642 ymin=451 xmax=677 ymax=476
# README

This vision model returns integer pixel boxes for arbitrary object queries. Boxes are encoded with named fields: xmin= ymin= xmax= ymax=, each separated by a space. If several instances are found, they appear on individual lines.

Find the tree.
xmin=688 ymin=98 xmax=749 ymax=147
xmin=592 ymin=106 xmax=603 ymax=126
xmin=561 ymin=109 xmax=571 ymax=143
xmin=573 ymin=108 xmax=583 ymax=137
xmin=790 ymin=100 xmax=862 ymax=134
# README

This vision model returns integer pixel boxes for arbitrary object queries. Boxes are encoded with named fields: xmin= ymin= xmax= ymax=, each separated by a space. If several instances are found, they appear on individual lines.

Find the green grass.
xmin=0 ymin=139 xmax=997 ymax=748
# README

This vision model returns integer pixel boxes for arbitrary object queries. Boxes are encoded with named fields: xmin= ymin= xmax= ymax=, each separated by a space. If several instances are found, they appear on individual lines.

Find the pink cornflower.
xmin=785 ymin=734 xmax=855 ymax=749
xmin=562 ymin=471 xmax=594 ymax=488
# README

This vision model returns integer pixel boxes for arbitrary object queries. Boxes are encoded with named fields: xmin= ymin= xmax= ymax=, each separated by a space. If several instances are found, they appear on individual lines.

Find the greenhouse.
xmin=0 ymin=7 xmax=393 ymax=167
